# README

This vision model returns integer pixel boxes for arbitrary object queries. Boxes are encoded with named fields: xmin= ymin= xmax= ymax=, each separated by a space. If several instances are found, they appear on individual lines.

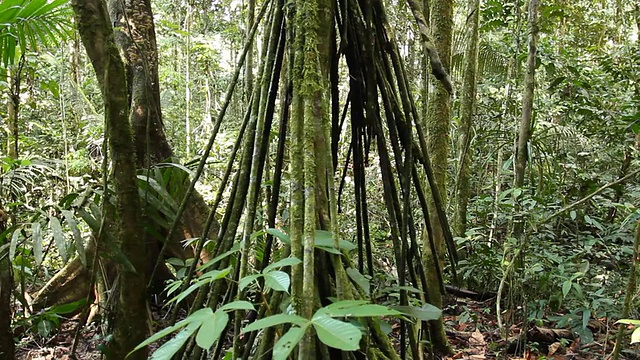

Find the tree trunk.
xmin=422 ymin=0 xmax=454 ymax=354
xmin=453 ymin=0 xmax=480 ymax=238
xmin=71 ymin=0 xmax=149 ymax=358
xmin=7 ymin=63 xmax=22 ymax=159
xmin=0 ymin=208 xmax=14 ymax=360
xmin=512 ymin=0 xmax=540 ymax=238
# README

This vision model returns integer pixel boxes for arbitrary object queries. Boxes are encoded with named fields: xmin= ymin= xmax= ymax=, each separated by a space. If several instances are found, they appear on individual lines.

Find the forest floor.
xmin=13 ymin=296 xmax=640 ymax=359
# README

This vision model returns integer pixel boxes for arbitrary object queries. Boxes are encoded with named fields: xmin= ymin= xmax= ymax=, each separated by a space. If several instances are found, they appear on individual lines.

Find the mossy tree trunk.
xmin=422 ymin=0 xmax=454 ymax=354
xmin=452 ymin=0 xmax=480 ymax=238
xmin=71 ymin=0 xmax=149 ymax=358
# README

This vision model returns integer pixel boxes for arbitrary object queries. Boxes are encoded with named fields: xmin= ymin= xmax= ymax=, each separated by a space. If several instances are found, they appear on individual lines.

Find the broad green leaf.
xmin=617 ymin=319 xmax=640 ymax=326
xmin=346 ymin=268 xmax=370 ymax=296
xmin=198 ymin=242 xmax=241 ymax=272
xmin=200 ymin=266 xmax=232 ymax=280
xmin=9 ymin=229 xmax=19 ymax=261
xmin=32 ymin=222 xmax=42 ymax=266
xmin=172 ymin=268 xmax=230 ymax=304
xmin=150 ymin=321 xmax=200 ymax=360
xmin=315 ymin=230 xmax=356 ymax=251
xmin=316 ymin=245 xmax=342 ymax=255
xmin=49 ymin=216 xmax=67 ymax=262
xmin=632 ymin=327 xmax=640 ymax=344
xmin=582 ymin=309 xmax=591 ymax=330
xmin=513 ymin=188 xmax=522 ymax=198
xmin=61 ymin=210 xmax=85 ymax=265
xmin=322 ymin=300 xmax=369 ymax=310
xmin=570 ymin=210 xmax=577 ymax=220
xmin=392 ymin=303 xmax=442 ymax=321
xmin=220 ymin=300 xmax=255 ymax=312
xmin=239 ymin=274 xmax=262 ymax=291
xmin=273 ymin=326 xmax=307 ymax=360
xmin=37 ymin=319 xmax=55 ymax=337
xmin=266 ymin=228 xmax=290 ymax=244
xmin=562 ymin=280 xmax=571 ymax=297
xmin=318 ymin=303 xmax=401 ymax=318
xmin=264 ymin=270 xmax=290 ymax=293
xmin=196 ymin=310 xmax=228 ymax=350
xmin=312 ymin=314 xmax=362 ymax=351
xmin=242 ymin=314 xmax=309 ymax=333
xmin=264 ymin=256 xmax=301 ymax=273
xmin=49 ymin=299 xmax=86 ymax=314
xmin=130 ymin=308 xmax=212 ymax=354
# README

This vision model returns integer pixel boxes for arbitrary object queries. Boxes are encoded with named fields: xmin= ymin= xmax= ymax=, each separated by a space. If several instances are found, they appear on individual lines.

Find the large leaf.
xmin=32 ymin=222 xmax=42 ymax=266
xmin=195 ymin=310 xmax=228 ymax=350
xmin=130 ymin=308 xmax=212 ymax=355
xmin=264 ymin=256 xmax=301 ymax=273
xmin=197 ymin=241 xmax=241 ymax=272
xmin=170 ymin=267 xmax=231 ymax=304
xmin=264 ymin=270 xmax=290 ymax=293
xmin=317 ymin=302 xmax=401 ymax=318
xmin=150 ymin=321 xmax=201 ymax=360
xmin=61 ymin=210 xmax=85 ymax=265
xmin=0 ymin=0 xmax=73 ymax=67
xmin=312 ymin=313 xmax=362 ymax=351
xmin=392 ymin=303 xmax=442 ymax=321
xmin=219 ymin=300 xmax=255 ymax=312
xmin=48 ymin=216 xmax=67 ymax=262
xmin=238 ymin=274 xmax=261 ymax=292
xmin=273 ymin=326 xmax=308 ymax=360
xmin=242 ymin=313 xmax=309 ymax=333
xmin=346 ymin=268 xmax=370 ymax=296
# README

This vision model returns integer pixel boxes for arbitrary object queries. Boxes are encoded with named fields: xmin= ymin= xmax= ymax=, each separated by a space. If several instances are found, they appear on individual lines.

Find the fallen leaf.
xmin=547 ymin=341 xmax=561 ymax=356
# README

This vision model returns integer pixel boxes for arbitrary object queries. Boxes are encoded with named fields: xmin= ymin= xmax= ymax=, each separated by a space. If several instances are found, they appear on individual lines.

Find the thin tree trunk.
xmin=71 ymin=0 xmax=149 ymax=358
xmin=512 ymin=0 xmax=540 ymax=238
xmin=453 ymin=0 xmax=480 ymax=238
xmin=7 ymin=61 xmax=23 ymax=159
xmin=185 ymin=2 xmax=192 ymax=156
xmin=0 ymin=208 xmax=14 ymax=360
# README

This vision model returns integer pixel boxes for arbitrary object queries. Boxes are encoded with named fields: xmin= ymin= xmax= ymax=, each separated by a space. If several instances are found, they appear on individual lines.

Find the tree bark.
xmin=71 ymin=0 xmax=149 ymax=358
xmin=512 ymin=0 xmax=540 ymax=238
xmin=0 ymin=208 xmax=14 ymax=360
xmin=453 ymin=0 xmax=480 ymax=238
xmin=422 ymin=0 xmax=454 ymax=354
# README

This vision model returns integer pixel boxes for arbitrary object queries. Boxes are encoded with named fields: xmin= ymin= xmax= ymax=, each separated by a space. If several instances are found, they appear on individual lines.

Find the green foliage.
xmin=13 ymin=299 xmax=86 ymax=339
xmin=130 ymin=301 xmax=254 ymax=359
xmin=266 ymin=228 xmax=357 ymax=254
xmin=0 ymin=0 xmax=72 ymax=67
xmin=617 ymin=319 xmax=640 ymax=344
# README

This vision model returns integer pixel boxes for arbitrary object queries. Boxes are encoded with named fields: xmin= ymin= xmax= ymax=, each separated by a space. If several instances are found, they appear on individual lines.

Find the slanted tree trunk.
xmin=453 ymin=0 xmax=480 ymax=239
xmin=71 ymin=0 xmax=149 ymax=358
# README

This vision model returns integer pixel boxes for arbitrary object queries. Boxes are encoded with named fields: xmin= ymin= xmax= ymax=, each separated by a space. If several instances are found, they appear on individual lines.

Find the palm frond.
xmin=0 ymin=157 xmax=55 ymax=199
xmin=0 ymin=0 xmax=72 ymax=67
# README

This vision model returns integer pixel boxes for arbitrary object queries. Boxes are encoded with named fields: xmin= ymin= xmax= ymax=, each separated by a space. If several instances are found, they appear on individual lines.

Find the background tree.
xmin=71 ymin=0 xmax=149 ymax=357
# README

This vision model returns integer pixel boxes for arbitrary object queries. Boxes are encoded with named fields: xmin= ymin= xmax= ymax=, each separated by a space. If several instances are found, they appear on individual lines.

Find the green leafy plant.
xmin=129 ymin=301 xmax=254 ymax=359
xmin=0 ymin=0 xmax=72 ymax=67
